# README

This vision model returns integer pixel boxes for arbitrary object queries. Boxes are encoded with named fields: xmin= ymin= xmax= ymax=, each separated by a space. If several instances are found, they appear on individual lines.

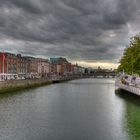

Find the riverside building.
xmin=37 ymin=58 xmax=50 ymax=78
xmin=0 ymin=52 xmax=86 ymax=81
xmin=50 ymin=57 xmax=72 ymax=75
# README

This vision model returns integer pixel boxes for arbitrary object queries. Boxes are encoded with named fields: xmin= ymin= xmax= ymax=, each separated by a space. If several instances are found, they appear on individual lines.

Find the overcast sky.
xmin=0 ymin=0 xmax=140 ymax=68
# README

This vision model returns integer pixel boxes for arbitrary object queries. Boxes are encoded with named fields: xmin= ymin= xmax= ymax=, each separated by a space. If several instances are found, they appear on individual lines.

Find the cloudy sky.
xmin=0 ymin=0 xmax=140 ymax=68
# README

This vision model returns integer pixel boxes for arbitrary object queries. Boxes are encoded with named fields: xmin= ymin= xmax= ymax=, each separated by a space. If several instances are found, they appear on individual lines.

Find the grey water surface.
xmin=0 ymin=78 xmax=139 ymax=140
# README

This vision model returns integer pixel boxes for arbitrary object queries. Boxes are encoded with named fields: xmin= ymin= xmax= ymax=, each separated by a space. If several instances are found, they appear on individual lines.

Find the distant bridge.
xmin=84 ymin=71 xmax=116 ymax=78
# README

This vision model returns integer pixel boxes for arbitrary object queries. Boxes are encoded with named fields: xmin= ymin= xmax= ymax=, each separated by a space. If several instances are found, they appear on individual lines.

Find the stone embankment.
xmin=0 ymin=76 xmax=83 ymax=93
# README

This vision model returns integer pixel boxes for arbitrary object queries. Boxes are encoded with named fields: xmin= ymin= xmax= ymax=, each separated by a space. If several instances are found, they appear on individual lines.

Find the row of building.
xmin=0 ymin=52 xmax=86 ymax=80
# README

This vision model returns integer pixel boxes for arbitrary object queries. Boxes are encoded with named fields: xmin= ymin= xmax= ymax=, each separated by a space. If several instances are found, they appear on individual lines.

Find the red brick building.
xmin=7 ymin=53 xmax=17 ymax=74
xmin=0 ymin=52 xmax=17 ymax=74
xmin=25 ymin=56 xmax=38 ymax=78
xmin=17 ymin=54 xmax=28 ymax=78
xmin=50 ymin=57 xmax=73 ymax=75
xmin=0 ymin=52 xmax=6 ymax=73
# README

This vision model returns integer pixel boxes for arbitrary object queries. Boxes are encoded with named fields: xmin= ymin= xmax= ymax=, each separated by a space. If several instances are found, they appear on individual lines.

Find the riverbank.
xmin=0 ymin=79 xmax=51 ymax=93
xmin=0 ymin=76 xmax=84 ymax=93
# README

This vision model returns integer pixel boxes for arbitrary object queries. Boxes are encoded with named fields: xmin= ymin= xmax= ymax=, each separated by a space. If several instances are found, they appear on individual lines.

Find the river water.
xmin=0 ymin=78 xmax=140 ymax=140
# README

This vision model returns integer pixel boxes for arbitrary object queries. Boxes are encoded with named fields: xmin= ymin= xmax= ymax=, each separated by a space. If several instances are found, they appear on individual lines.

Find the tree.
xmin=118 ymin=34 xmax=140 ymax=75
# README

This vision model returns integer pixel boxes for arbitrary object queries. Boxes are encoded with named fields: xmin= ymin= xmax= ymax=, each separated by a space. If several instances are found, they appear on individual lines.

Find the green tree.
xmin=118 ymin=34 xmax=140 ymax=75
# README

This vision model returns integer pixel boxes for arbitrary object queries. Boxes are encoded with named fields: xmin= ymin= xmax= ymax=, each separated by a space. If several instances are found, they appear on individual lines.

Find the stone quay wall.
xmin=0 ymin=76 xmax=84 ymax=93
xmin=0 ymin=79 xmax=53 ymax=93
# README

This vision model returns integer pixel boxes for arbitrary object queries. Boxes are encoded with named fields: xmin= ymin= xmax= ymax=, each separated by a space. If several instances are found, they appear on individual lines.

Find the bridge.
xmin=84 ymin=71 xmax=116 ymax=78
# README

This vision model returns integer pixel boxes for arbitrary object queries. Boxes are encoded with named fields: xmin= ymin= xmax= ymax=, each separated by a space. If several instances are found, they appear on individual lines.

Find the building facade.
xmin=37 ymin=58 xmax=50 ymax=77
xmin=7 ymin=53 xmax=17 ymax=74
xmin=0 ymin=52 xmax=86 ymax=81
xmin=50 ymin=57 xmax=71 ymax=75
xmin=25 ymin=57 xmax=38 ymax=78
xmin=0 ymin=52 xmax=6 ymax=73
xmin=17 ymin=54 xmax=28 ymax=78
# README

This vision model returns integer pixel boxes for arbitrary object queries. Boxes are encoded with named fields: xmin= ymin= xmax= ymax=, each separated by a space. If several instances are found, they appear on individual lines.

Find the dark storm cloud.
xmin=0 ymin=0 xmax=140 ymax=65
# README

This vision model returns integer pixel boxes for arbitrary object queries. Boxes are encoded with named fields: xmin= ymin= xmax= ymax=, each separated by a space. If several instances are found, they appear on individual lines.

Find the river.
xmin=0 ymin=78 xmax=140 ymax=140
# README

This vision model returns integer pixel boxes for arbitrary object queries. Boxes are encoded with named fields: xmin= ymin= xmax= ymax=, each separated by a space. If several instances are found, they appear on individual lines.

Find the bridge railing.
xmin=115 ymin=79 xmax=140 ymax=96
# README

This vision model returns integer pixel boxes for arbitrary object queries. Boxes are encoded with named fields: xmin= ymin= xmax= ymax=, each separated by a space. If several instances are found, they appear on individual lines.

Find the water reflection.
xmin=115 ymin=89 xmax=140 ymax=140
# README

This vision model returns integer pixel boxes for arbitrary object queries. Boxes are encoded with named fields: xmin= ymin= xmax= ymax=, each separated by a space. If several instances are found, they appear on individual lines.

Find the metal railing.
xmin=115 ymin=80 xmax=140 ymax=96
